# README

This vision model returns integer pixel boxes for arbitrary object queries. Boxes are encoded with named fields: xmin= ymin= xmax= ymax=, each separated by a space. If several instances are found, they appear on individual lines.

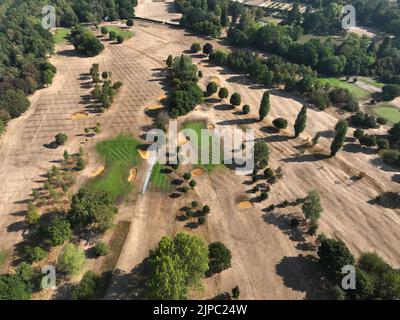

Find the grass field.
xmin=53 ymin=28 xmax=71 ymax=44
xmin=358 ymin=77 xmax=385 ymax=89
xmin=0 ymin=250 xmax=6 ymax=267
xmin=371 ymin=104 xmax=400 ymax=123
xmin=319 ymin=77 xmax=370 ymax=100
xmin=150 ymin=162 xmax=172 ymax=190
xmin=88 ymin=135 xmax=140 ymax=200
xmin=182 ymin=120 xmax=223 ymax=172
xmin=103 ymin=26 xmax=134 ymax=40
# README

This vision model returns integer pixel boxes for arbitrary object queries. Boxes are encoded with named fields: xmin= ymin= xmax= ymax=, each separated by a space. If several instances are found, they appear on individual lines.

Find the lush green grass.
xmin=88 ymin=135 xmax=140 ymax=200
xmin=182 ymin=121 xmax=223 ymax=172
xmin=104 ymin=26 xmax=134 ymax=40
xmin=150 ymin=162 xmax=172 ymax=191
xmin=53 ymin=28 xmax=71 ymax=44
xmin=297 ymin=34 xmax=344 ymax=44
xmin=371 ymin=104 xmax=400 ymax=123
xmin=318 ymin=77 xmax=370 ymax=100
xmin=358 ymin=77 xmax=385 ymax=89
xmin=0 ymin=251 xmax=6 ymax=267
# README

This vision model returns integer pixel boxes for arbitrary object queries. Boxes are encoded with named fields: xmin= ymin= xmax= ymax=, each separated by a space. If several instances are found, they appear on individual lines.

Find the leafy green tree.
xmin=189 ymin=179 xmax=197 ymax=188
xmin=25 ymin=202 xmax=40 ymax=226
xmin=206 ymin=81 xmax=218 ymax=96
xmin=183 ymin=172 xmax=191 ymax=180
xmin=47 ymin=219 xmax=73 ymax=246
xmin=58 ymin=243 xmax=86 ymax=276
xmin=231 ymin=286 xmax=240 ymax=299
xmin=109 ymin=31 xmax=117 ymax=41
xmin=388 ymin=122 xmax=400 ymax=146
xmin=24 ymin=246 xmax=47 ymax=263
xmin=94 ymin=242 xmax=109 ymax=256
xmin=166 ymin=55 xmax=173 ymax=68
xmin=330 ymin=120 xmax=348 ymax=156
xmin=100 ymin=27 xmax=108 ymax=35
xmin=208 ymin=242 xmax=232 ymax=274
xmin=0 ymin=275 xmax=31 ymax=300
xmin=242 ymin=104 xmax=250 ymax=114
xmin=302 ymin=191 xmax=323 ymax=222
xmin=294 ymin=105 xmax=307 ymax=137
xmin=272 ymin=118 xmax=288 ymax=130
xmin=55 ymin=132 xmax=68 ymax=146
xmin=259 ymin=91 xmax=270 ymax=121
xmin=203 ymin=43 xmax=213 ymax=55
xmin=70 ymin=27 xmax=104 ymax=56
xmin=0 ymin=90 xmax=30 ymax=118
xmin=218 ymin=87 xmax=228 ymax=100
xmin=353 ymin=128 xmax=365 ymax=139
xmin=191 ymin=43 xmax=201 ymax=53
xmin=318 ymin=238 xmax=355 ymax=281
xmin=71 ymin=271 xmax=99 ymax=300
xmin=69 ymin=188 xmax=118 ymax=231
xmin=126 ymin=19 xmax=134 ymax=27
xmin=230 ymin=92 xmax=241 ymax=107
xmin=254 ymin=141 xmax=270 ymax=168
xmin=116 ymin=35 xmax=124 ymax=44
xmin=15 ymin=262 xmax=34 ymax=283
xmin=147 ymin=232 xmax=209 ymax=300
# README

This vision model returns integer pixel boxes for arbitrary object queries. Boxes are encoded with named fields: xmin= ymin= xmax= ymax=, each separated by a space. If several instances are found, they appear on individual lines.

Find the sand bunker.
xmin=90 ymin=166 xmax=105 ymax=177
xmin=207 ymin=123 xmax=215 ymax=131
xmin=71 ymin=111 xmax=89 ymax=120
xmin=147 ymin=105 xmax=164 ymax=110
xmin=138 ymin=149 xmax=151 ymax=160
xmin=237 ymin=201 xmax=254 ymax=209
xmin=191 ymin=168 xmax=205 ymax=177
xmin=209 ymin=76 xmax=221 ymax=86
xmin=178 ymin=132 xmax=190 ymax=145
xmin=128 ymin=168 xmax=137 ymax=182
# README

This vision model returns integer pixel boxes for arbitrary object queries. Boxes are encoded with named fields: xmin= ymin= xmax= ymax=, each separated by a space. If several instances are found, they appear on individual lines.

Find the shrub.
xmin=47 ymin=219 xmax=73 ymax=246
xmin=380 ymin=149 xmax=400 ymax=167
xmin=376 ymin=138 xmax=389 ymax=150
xmin=58 ymin=243 xmax=86 ymax=276
xmin=272 ymin=117 xmax=288 ymax=129
xmin=24 ymin=246 xmax=47 ymax=262
xmin=191 ymin=43 xmax=201 ymax=53
xmin=126 ymin=19 xmax=134 ymax=27
xmin=71 ymin=271 xmax=100 ymax=300
xmin=100 ymin=27 xmax=108 ymax=35
xmin=218 ymin=87 xmax=228 ymax=100
xmin=206 ymin=81 xmax=218 ymax=96
xmin=353 ymin=128 xmax=365 ymax=139
xmin=55 ymin=132 xmax=68 ymax=145
xmin=230 ymin=92 xmax=241 ymax=107
xmin=116 ymin=35 xmax=124 ymax=44
xmin=208 ymin=242 xmax=232 ymax=274
xmin=109 ymin=31 xmax=117 ymax=41
xmin=377 ymin=117 xmax=387 ymax=125
xmin=242 ymin=105 xmax=250 ymax=114
xmin=198 ymin=216 xmax=206 ymax=225
xmin=93 ymin=242 xmax=109 ymax=257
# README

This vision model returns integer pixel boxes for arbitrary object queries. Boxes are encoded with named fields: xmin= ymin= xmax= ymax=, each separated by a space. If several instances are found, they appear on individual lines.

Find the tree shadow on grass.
xmin=275 ymin=255 xmax=329 ymax=300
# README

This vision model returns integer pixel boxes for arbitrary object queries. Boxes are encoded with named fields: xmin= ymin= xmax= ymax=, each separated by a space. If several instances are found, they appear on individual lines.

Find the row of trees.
xmin=317 ymin=236 xmax=400 ymax=300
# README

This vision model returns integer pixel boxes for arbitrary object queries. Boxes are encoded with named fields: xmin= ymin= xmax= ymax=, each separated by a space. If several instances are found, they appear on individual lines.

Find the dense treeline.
xmin=0 ymin=0 xmax=136 ymax=134
xmin=318 ymin=236 xmax=400 ymax=300
xmin=166 ymin=54 xmax=203 ymax=118
xmin=299 ymin=0 xmax=400 ymax=36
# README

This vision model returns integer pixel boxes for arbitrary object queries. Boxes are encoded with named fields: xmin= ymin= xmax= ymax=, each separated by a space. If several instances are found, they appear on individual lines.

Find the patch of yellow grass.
xmin=71 ymin=111 xmax=89 ymax=120
xmin=237 ymin=201 xmax=254 ymax=209
xmin=90 ymin=166 xmax=105 ymax=177
xmin=138 ymin=150 xmax=150 ymax=160
xmin=191 ymin=168 xmax=205 ymax=177
xmin=128 ymin=168 xmax=137 ymax=182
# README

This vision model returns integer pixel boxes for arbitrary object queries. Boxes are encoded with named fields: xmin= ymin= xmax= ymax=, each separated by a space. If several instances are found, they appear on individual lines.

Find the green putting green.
xmin=87 ymin=135 xmax=140 ymax=200
xmin=181 ymin=120 xmax=223 ymax=172
xmin=319 ymin=77 xmax=370 ymax=100
xmin=53 ymin=28 xmax=71 ymax=44
xmin=372 ymin=105 xmax=400 ymax=124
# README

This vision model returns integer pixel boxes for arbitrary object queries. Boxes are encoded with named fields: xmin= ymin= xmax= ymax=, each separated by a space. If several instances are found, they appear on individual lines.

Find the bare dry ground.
xmin=0 ymin=2 xmax=399 ymax=300
xmin=135 ymin=0 xmax=181 ymax=24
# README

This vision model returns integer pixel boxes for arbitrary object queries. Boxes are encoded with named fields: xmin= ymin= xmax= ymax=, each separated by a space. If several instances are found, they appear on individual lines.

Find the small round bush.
xmin=272 ymin=117 xmax=288 ymax=130
xmin=242 ymin=105 xmax=250 ymax=114
xmin=94 ymin=242 xmax=109 ymax=257
xmin=191 ymin=43 xmax=201 ymax=53
xmin=198 ymin=216 xmax=206 ymax=225
xmin=377 ymin=117 xmax=387 ymax=125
